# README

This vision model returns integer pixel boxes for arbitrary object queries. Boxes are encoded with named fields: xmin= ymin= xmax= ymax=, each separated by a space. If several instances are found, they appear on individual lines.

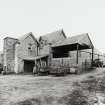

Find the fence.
xmin=51 ymin=58 xmax=91 ymax=71
xmin=50 ymin=50 xmax=105 ymax=73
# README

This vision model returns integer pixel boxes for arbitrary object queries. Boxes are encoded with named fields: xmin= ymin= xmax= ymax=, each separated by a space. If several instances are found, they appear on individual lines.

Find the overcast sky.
xmin=0 ymin=0 xmax=105 ymax=53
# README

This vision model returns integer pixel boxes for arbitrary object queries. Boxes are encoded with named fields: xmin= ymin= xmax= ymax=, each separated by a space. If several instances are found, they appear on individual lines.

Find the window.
xmin=39 ymin=41 xmax=44 ymax=49
xmin=28 ymin=43 xmax=32 ymax=55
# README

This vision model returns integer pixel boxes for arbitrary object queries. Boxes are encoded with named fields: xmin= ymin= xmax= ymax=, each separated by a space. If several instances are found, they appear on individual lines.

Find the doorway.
xmin=24 ymin=60 xmax=35 ymax=73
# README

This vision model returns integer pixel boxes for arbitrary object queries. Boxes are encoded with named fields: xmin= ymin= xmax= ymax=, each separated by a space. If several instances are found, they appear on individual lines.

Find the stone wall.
xmin=0 ymin=53 xmax=3 ymax=65
xmin=17 ymin=35 xmax=38 ymax=59
xmin=3 ymin=37 xmax=18 ymax=72
xmin=15 ymin=35 xmax=38 ymax=73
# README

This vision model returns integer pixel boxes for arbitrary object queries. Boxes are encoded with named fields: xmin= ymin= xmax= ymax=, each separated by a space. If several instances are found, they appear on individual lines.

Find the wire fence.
xmin=51 ymin=50 xmax=105 ymax=72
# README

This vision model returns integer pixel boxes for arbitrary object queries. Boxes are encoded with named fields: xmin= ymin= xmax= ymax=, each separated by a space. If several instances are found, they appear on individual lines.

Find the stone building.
xmin=39 ymin=29 xmax=66 ymax=55
xmin=38 ymin=29 xmax=67 ymax=67
xmin=3 ymin=32 xmax=39 ymax=73
xmin=3 ymin=30 xmax=105 ymax=74
xmin=3 ymin=37 xmax=18 ymax=72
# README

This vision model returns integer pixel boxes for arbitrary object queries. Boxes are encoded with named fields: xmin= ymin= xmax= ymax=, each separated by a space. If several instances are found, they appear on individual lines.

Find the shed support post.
xmin=48 ymin=43 xmax=52 ymax=67
xmin=76 ymin=44 xmax=79 ymax=65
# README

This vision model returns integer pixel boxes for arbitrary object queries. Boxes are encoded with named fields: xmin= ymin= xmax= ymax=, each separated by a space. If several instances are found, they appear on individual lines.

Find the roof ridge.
xmin=18 ymin=32 xmax=39 ymax=44
xmin=19 ymin=32 xmax=32 ymax=40
xmin=41 ymin=29 xmax=64 ymax=37
xmin=4 ymin=36 xmax=18 ymax=40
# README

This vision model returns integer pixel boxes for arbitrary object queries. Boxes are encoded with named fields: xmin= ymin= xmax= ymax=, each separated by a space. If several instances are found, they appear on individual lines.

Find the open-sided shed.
xmin=51 ymin=33 xmax=94 ymax=67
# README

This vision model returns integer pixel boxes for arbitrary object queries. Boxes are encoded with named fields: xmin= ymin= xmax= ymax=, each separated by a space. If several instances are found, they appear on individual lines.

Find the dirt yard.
xmin=0 ymin=68 xmax=105 ymax=105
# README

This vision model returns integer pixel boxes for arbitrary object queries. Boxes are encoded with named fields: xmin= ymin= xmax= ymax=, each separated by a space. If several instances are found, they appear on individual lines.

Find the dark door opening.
xmin=24 ymin=60 xmax=35 ymax=73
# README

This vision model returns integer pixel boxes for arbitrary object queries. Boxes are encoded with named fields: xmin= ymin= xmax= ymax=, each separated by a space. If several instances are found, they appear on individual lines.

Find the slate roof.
xmin=52 ymin=33 xmax=94 ymax=48
xmin=39 ymin=29 xmax=66 ymax=44
xmin=39 ymin=29 xmax=67 ymax=55
xmin=19 ymin=32 xmax=39 ymax=44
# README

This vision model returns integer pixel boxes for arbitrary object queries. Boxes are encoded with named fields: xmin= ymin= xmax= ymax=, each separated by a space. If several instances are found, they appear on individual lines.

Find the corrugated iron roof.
xmin=52 ymin=33 xmax=93 ymax=48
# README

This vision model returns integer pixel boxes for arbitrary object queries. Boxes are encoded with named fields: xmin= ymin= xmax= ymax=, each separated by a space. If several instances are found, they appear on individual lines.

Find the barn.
xmin=3 ymin=30 xmax=105 ymax=74
xmin=50 ymin=33 xmax=105 ymax=72
xmin=50 ymin=33 xmax=94 ymax=72
xmin=3 ymin=32 xmax=39 ymax=73
xmin=39 ymin=29 xmax=66 ymax=55
xmin=38 ymin=29 xmax=67 ymax=68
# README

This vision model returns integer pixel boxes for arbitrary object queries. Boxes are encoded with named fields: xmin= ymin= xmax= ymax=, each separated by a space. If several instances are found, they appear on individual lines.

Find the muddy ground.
xmin=0 ymin=68 xmax=104 ymax=105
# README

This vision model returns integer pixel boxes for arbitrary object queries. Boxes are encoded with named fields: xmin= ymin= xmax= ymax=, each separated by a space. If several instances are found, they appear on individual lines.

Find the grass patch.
xmin=9 ymin=96 xmax=58 ymax=105
xmin=0 ymin=68 xmax=104 ymax=105
xmin=60 ymin=88 xmax=89 ymax=105
xmin=10 ymin=90 xmax=90 ymax=105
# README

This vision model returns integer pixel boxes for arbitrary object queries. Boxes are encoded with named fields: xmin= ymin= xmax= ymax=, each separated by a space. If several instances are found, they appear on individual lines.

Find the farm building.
xmin=39 ymin=29 xmax=66 ymax=56
xmin=50 ymin=33 xmax=94 ymax=72
xmin=39 ymin=30 xmax=105 ymax=72
xmin=3 ymin=32 xmax=40 ymax=73
xmin=51 ymin=33 xmax=105 ymax=71
xmin=2 ymin=30 xmax=105 ymax=74
xmin=3 ymin=30 xmax=66 ymax=73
